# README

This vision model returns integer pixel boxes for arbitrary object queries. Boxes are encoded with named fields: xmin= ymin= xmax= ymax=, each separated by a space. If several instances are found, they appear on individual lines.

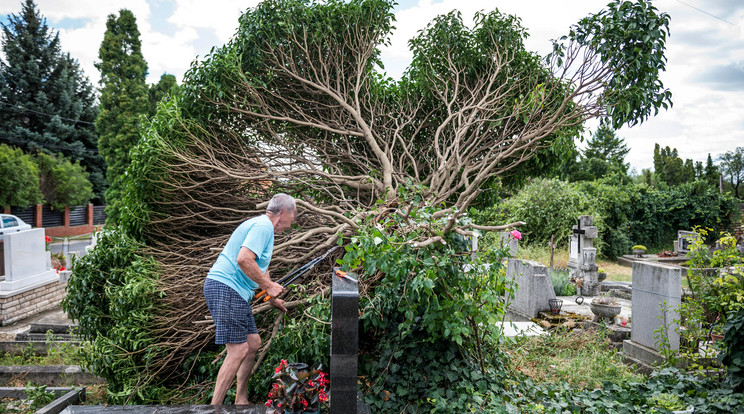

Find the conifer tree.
xmin=582 ymin=123 xmax=630 ymax=174
xmin=0 ymin=0 xmax=104 ymax=201
xmin=96 ymin=9 xmax=149 ymax=223
xmin=148 ymin=74 xmax=178 ymax=117
xmin=704 ymin=153 xmax=719 ymax=186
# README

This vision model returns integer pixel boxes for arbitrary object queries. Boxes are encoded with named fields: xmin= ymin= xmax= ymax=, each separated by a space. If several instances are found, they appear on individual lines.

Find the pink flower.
xmin=510 ymin=230 xmax=522 ymax=240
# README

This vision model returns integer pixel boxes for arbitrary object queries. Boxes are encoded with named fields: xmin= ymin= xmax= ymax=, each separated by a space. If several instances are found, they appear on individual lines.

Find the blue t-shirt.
xmin=207 ymin=215 xmax=275 ymax=302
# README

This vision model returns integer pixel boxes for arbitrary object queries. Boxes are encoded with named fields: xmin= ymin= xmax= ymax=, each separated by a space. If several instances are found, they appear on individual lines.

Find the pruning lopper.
xmin=255 ymin=245 xmax=340 ymax=302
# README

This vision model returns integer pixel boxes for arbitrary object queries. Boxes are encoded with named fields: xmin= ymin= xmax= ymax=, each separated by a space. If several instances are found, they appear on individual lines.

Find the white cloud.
xmin=3 ymin=0 xmax=743 ymax=172
xmin=168 ymin=0 xmax=259 ymax=44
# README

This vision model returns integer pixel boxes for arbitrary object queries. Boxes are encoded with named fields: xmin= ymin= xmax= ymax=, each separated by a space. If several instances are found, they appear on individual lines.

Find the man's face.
xmin=277 ymin=209 xmax=296 ymax=232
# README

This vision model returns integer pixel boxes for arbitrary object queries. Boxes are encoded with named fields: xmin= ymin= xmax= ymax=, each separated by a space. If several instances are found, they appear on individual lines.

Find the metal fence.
xmin=93 ymin=206 xmax=107 ymax=225
xmin=41 ymin=205 xmax=64 ymax=227
xmin=69 ymin=205 xmax=88 ymax=226
xmin=9 ymin=206 xmax=34 ymax=225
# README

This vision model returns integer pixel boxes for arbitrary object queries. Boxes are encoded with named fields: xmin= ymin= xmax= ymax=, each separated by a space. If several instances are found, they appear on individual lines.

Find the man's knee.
xmin=226 ymin=342 xmax=252 ymax=360
xmin=246 ymin=334 xmax=261 ymax=353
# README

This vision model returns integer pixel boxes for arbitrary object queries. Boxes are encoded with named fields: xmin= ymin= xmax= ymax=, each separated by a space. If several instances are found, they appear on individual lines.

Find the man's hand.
xmin=265 ymin=281 xmax=284 ymax=298
xmin=269 ymin=298 xmax=287 ymax=312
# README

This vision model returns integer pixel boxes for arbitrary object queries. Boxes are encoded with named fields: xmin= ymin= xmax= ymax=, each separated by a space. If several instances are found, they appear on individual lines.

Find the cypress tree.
xmin=704 ymin=153 xmax=719 ymax=186
xmin=0 ymin=0 xmax=104 ymax=201
xmin=148 ymin=73 xmax=178 ymax=117
xmin=96 ymin=9 xmax=149 ymax=223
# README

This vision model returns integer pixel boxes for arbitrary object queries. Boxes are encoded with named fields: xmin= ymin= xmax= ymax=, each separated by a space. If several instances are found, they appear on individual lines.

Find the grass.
xmin=503 ymin=327 xmax=644 ymax=389
xmin=516 ymin=244 xmax=632 ymax=283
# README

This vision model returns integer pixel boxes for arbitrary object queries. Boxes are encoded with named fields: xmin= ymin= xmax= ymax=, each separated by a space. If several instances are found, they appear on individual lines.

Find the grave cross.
xmin=572 ymin=219 xmax=585 ymax=256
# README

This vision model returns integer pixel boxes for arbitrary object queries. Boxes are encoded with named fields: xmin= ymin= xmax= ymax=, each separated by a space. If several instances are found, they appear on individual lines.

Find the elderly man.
xmin=203 ymin=193 xmax=296 ymax=405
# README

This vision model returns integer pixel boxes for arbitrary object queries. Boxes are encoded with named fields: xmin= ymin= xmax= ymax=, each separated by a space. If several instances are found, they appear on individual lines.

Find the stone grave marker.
xmin=499 ymin=231 xmax=519 ymax=257
xmin=505 ymin=259 xmax=556 ymax=318
xmin=567 ymin=216 xmax=600 ymax=296
xmin=331 ymin=268 xmax=360 ymax=414
xmin=676 ymin=230 xmax=699 ymax=255
xmin=1 ymin=229 xmax=57 ymax=291
xmin=623 ymin=261 xmax=682 ymax=366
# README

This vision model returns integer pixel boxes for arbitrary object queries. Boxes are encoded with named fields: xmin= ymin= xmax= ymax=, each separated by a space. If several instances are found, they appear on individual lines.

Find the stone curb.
xmin=37 ymin=387 xmax=86 ymax=414
xmin=0 ymin=386 xmax=85 ymax=414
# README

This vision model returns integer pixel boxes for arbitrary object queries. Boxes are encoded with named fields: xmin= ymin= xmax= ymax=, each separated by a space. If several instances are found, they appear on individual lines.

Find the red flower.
xmin=45 ymin=236 xmax=52 ymax=243
xmin=59 ymin=266 xmax=66 ymax=271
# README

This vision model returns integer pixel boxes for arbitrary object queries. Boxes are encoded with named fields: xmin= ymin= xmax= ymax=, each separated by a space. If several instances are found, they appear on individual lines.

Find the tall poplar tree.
xmin=0 ymin=0 xmax=104 ymax=201
xmin=96 ymin=9 xmax=149 ymax=223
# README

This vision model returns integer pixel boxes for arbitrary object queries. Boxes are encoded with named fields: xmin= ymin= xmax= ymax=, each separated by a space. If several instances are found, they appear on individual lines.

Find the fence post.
xmin=63 ymin=206 xmax=70 ymax=228
xmin=2 ymin=207 xmax=9 ymax=214
xmin=35 ymin=204 xmax=42 ymax=228
xmin=87 ymin=204 xmax=94 ymax=226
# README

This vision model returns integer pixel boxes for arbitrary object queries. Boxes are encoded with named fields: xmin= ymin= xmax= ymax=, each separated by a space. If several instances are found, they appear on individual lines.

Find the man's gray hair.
xmin=266 ymin=193 xmax=296 ymax=215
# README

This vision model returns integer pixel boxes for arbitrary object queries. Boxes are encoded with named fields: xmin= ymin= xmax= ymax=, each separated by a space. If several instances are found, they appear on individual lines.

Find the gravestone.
xmin=567 ymin=216 xmax=600 ymax=296
xmin=622 ymin=261 xmax=682 ymax=366
xmin=499 ymin=232 xmax=519 ymax=256
xmin=331 ymin=268 xmax=359 ymax=414
xmin=1 ymin=229 xmax=57 ymax=291
xmin=676 ymin=230 xmax=699 ymax=255
xmin=505 ymin=259 xmax=556 ymax=318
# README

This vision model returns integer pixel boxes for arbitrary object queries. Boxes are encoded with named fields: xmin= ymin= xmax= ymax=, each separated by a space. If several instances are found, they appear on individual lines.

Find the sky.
xmin=1 ymin=0 xmax=743 ymax=173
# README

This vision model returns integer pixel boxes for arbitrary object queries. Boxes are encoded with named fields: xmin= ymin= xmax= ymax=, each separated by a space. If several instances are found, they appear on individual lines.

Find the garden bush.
xmin=474 ymin=177 xmax=739 ymax=259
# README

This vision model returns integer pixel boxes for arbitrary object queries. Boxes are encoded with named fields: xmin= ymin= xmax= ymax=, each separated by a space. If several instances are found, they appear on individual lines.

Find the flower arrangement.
xmin=44 ymin=236 xmax=52 ymax=252
xmin=266 ymin=360 xmax=329 ymax=413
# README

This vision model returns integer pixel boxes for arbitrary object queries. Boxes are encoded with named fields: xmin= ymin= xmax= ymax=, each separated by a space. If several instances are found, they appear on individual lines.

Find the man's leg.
xmin=235 ymin=334 xmax=262 ymax=405
xmin=211 ymin=342 xmax=250 ymax=405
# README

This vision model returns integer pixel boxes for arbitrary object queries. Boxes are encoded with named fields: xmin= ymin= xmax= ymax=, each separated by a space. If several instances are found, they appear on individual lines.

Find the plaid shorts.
xmin=203 ymin=278 xmax=258 ymax=344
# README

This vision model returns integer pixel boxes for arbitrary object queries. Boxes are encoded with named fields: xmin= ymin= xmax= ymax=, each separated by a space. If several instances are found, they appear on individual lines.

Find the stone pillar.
xmin=331 ymin=268 xmax=359 ymax=414
xmin=87 ymin=204 xmax=94 ymax=226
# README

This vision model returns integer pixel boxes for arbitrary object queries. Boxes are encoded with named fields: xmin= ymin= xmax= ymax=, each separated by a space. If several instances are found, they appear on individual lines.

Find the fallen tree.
xmin=64 ymin=0 xmax=671 ymax=409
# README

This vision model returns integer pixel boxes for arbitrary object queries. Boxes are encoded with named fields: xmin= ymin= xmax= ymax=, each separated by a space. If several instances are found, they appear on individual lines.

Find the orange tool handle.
xmin=255 ymin=290 xmax=267 ymax=300
xmin=335 ymin=269 xmax=347 ymax=277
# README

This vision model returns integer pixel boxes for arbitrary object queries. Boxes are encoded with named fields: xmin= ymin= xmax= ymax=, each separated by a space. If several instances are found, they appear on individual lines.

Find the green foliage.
xmin=501 ymin=367 xmax=744 ymax=413
xmin=722 ymin=309 xmax=744 ymax=392
xmin=0 ymin=0 xmax=105 ymax=201
xmin=337 ymin=190 xmax=515 ymax=412
xmin=61 ymin=229 xmax=162 ymax=403
xmin=475 ymin=177 xmax=738 ymax=259
xmin=96 ymin=8 xmax=149 ymax=224
xmin=647 ymin=392 xmax=686 ymax=410
xmin=652 ymin=143 xmax=700 ymax=188
xmin=0 ymin=143 xmax=43 ymax=208
xmin=25 ymin=383 xmax=56 ymax=410
xmin=632 ymin=245 xmax=647 ymax=251
xmin=243 ymin=293 xmax=332 ymax=404
xmin=35 ymin=152 xmax=94 ymax=209
xmin=718 ymin=146 xmax=744 ymax=199
xmin=552 ymin=0 xmax=672 ymax=129
xmin=549 ymin=269 xmax=576 ymax=296
xmin=148 ymin=74 xmax=178 ymax=117
xmin=493 ymin=178 xmax=595 ymax=248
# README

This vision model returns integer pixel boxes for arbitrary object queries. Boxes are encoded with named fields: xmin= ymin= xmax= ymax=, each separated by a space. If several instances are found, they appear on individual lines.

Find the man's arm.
xmin=237 ymin=247 xmax=284 ymax=298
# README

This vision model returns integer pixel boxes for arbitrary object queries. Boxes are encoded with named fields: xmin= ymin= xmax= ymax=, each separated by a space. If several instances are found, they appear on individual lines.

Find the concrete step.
xmin=15 ymin=330 xmax=77 ymax=342
xmin=0 ymin=365 xmax=104 ymax=386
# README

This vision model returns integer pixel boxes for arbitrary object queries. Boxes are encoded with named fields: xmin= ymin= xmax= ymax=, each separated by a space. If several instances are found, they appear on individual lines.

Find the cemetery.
xmin=1 ymin=0 xmax=744 ymax=413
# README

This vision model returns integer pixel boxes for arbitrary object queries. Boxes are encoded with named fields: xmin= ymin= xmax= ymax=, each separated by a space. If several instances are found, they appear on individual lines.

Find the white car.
xmin=0 ymin=214 xmax=32 ymax=242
